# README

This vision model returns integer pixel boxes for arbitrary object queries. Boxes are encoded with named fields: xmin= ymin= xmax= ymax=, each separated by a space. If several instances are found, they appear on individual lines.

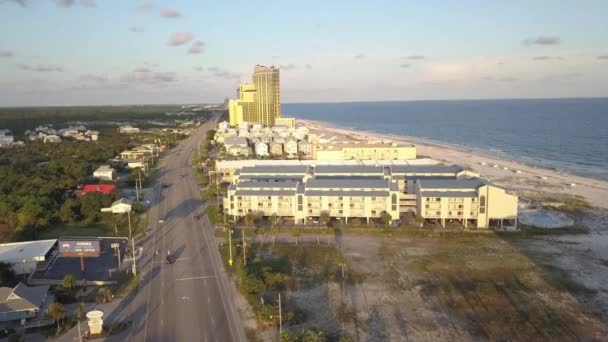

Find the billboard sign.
xmin=59 ymin=239 xmax=101 ymax=257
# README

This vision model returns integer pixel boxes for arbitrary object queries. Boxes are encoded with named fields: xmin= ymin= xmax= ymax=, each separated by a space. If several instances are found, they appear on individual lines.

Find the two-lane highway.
xmin=111 ymin=115 xmax=245 ymax=342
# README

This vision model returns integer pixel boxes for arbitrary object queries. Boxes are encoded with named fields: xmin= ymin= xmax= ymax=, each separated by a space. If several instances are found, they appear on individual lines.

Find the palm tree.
xmin=62 ymin=274 xmax=75 ymax=290
xmin=75 ymin=302 xmax=86 ymax=341
xmin=320 ymin=211 xmax=330 ymax=228
xmin=381 ymin=212 xmax=392 ymax=227
xmin=47 ymin=302 xmax=66 ymax=334
xmin=97 ymin=287 xmax=112 ymax=303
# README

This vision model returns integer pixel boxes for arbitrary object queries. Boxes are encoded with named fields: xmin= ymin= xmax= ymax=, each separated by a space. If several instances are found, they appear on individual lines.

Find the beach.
xmin=300 ymin=119 xmax=608 ymax=209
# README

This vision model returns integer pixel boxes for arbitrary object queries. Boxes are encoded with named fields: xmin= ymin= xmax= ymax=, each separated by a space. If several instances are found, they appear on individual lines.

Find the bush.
xmin=241 ymin=275 xmax=266 ymax=295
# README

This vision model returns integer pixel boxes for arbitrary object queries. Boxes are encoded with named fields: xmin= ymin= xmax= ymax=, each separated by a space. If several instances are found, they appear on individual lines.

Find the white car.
xmin=158 ymin=219 xmax=165 ymax=224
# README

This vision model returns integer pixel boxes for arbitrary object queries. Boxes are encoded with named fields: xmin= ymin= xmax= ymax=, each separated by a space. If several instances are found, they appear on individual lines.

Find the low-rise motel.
xmin=219 ymin=160 xmax=518 ymax=230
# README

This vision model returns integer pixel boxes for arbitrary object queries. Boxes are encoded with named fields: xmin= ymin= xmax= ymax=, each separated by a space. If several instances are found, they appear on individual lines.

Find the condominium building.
xmin=221 ymin=162 xmax=517 ymax=230
xmin=315 ymin=142 xmax=417 ymax=160
xmin=229 ymin=65 xmax=281 ymax=127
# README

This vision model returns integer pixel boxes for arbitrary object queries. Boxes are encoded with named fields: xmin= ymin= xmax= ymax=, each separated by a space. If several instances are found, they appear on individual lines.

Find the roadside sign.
xmin=228 ymin=259 xmax=233 ymax=266
xmin=59 ymin=239 xmax=101 ymax=257
xmin=111 ymin=243 xmax=119 ymax=248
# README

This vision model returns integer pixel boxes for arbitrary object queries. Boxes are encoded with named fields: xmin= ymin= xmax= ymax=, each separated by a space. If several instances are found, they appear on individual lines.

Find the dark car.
xmin=194 ymin=215 xmax=201 ymax=221
xmin=166 ymin=254 xmax=176 ymax=264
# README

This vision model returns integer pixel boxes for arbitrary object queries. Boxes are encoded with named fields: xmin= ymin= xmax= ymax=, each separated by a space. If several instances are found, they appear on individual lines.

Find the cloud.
xmin=0 ymin=50 xmax=13 ymax=58
xmin=532 ymin=56 xmax=563 ymax=61
xmin=167 ymin=32 xmax=193 ymax=46
xmin=129 ymin=26 xmax=145 ymax=33
xmin=123 ymin=69 xmax=177 ymax=83
xmin=54 ymin=0 xmax=75 ymax=7
xmin=354 ymin=54 xmax=365 ymax=60
xmin=497 ymin=77 xmax=519 ymax=82
xmin=18 ymin=64 xmax=64 ymax=72
xmin=598 ymin=55 xmax=608 ymax=60
xmin=523 ymin=36 xmax=561 ymax=46
xmin=160 ymin=8 xmax=181 ymax=18
xmin=400 ymin=63 xmax=410 ymax=68
xmin=272 ymin=55 xmax=280 ymax=60
xmin=207 ymin=67 xmax=239 ymax=80
xmin=305 ymin=64 xmax=312 ymax=70
xmin=542 ymin=73 xmax=581 ymax=81
xmin=207 ymin=66 xmax=220 ymax=72
xmin=133 ymin=1 xmax=155 ymax=11
xmin=80 ymin=74 xmax=106 ymax=83
xmin=279 ymin=64 xmax=296 ymax=70
xmin=3 ymin=0 xmax=28 ymax=6
xmin=80 ymin=0 xmax=95 ymax=7
xmin=193 ymin=66 xmax=204 ymax=72
xmin=403 ymin=55 xmax=425 ymax=60
xmin=188 ymin=41 xmax=205 ymax=54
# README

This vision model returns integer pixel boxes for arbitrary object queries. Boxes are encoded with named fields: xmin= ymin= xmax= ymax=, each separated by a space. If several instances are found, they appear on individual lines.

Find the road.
xmin=108 ymin=115 xmax=246 ymax=342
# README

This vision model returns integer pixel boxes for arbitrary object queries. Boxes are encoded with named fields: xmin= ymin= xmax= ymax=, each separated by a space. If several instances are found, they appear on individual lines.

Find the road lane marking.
xmin=175 ymin=275 xmax=216 ymax=281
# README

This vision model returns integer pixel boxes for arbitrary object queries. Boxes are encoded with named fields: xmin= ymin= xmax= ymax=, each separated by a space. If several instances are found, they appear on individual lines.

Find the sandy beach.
xmin=299 ymin=119 xmax=608 ymax=209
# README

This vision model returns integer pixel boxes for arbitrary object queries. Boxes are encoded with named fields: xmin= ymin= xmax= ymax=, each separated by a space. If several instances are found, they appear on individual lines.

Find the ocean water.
xmin=283 ymin=98 xmax=608 ymax=181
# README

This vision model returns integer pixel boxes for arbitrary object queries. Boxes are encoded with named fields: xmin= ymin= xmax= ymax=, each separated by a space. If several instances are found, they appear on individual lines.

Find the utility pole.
xmin=135 ymin=168 xmax=140 ymax=202
xmin=242 ymin=229 xmax=246 ymax=266
xmin=127 ymin=210 xmax=137 ymax=276
xmin=228 ymin=229 xmax=233 ymax=267
xmin=278 ymin=292 xmax=282 ymax=336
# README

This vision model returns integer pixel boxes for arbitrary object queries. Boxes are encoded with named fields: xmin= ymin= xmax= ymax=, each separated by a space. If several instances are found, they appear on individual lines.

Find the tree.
xmin=301 ymin=328 xmax=327 ymax=342
xmin=280 ymin=332 xmax=297 ymax=342
xmin=59 ymin=198 xmax=80 ymax=223
xmin=320 ymin=211 xmax=330 ymax=228
xmin=97 ymin=287 xmax=112 ymax=303
xmin=339 ymin=335 xmax=354 ymax=342
xmin=244 ymin=212 xmax=256 ymax=229
xmin=62 ymin=274 xmax=75 ymax=290
xmin=47 ymin=302 xmax=66 ymax=334
xmin=381 ymin=212 xmax=392 ymax=227
xmin=75 ymin=302 xmax=86 ymax=321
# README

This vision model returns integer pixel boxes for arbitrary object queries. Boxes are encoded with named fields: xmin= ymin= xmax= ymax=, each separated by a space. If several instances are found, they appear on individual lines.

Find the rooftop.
xmin=314 ymin=165 xmax=384 ymax=174
xmin=0 ymin=239 xmax=57 ymax=263
xmin=418 ymin=178 xmax=487 ymax=190
xmin=306 ymin=178 xmax=389 ymax=189
xmin=240 ymin=165 xmax=308 ymax=174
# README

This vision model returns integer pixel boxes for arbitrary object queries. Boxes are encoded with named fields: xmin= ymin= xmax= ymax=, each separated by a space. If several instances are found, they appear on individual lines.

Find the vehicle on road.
xmin=158 ymin=218 xmax=164 ymax=224
xmin=162 ymin=183 xmax=170 ymax=188
xmin=166 ymin=250 xmax=176 ymax=264
xmin=194 ymin=214 xmax=201 ymax=221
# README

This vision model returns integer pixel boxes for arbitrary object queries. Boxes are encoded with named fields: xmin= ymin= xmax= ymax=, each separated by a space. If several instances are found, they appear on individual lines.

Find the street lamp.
xmin=122 ymin=210 xmax=137 ymax=276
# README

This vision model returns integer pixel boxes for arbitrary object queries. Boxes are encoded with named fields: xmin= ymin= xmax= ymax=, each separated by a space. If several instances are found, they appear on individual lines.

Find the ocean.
xmin=283 ymin=98 xmax=608 ymax=181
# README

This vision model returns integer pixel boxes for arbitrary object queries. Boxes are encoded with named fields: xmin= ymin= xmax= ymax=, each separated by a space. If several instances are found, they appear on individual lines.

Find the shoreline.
xmin=299 ymin=119 xmax=608 ymax=209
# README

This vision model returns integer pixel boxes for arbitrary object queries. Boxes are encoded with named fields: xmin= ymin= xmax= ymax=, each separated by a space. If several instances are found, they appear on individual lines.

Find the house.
xmin=252 ymin=123 xmax=263 ymax=131
xmin=284 ymin=138 xmax=298 ymax=156
xmin=298 ymin=140 xmax=312 ymax=157
xmin=255 ymin=142 xmax=269 ymax=157
xmin=0 ymin=283 xmax=50 ymax=322
xmin=127 ymin=160 xmax=148 ymax=171
xmin=224 ymin=136 xmax=251 ymax=157
xmin=93 ymin=165 xmax=116 ymax=181
xmin=42 ymin=135 xmax=61 ymax=144
xmin=269 ymin=142 xmax=283 ymax=156
xmin=238 ymin=121 xmax=249 ymax=130
xmin=118 ymin=125 xmax=140 ymax=134
xmin=272 ymin=134 xmax=286 ymax=144
xmin=101 ymin=198 xmax=132 ymax=214
xmin=218 ymin=121 xmax=229 ymax=131
xmin=79 ymin=184 xmax=117 ymax=195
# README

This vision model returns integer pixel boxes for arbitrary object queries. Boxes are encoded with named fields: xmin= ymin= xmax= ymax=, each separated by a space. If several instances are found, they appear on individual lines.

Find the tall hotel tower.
xmin=229 ymin=65 xmax=281 ymax=127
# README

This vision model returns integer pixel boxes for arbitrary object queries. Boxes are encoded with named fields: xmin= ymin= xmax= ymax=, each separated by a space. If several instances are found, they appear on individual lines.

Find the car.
xmin=166 ymin=254 xmax=176 ymax=264
xmin=158 ymin=219 xmax=164 ymax=224
xmin=162 ymin=183 xmax=170 ymax=188
xmin=194 ymin=214 xmax=201 ymax=221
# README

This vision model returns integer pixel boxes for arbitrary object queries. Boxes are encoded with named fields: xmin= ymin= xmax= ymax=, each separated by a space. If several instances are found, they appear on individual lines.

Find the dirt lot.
xmin=334 ymin=226 xmax=608 ymax=341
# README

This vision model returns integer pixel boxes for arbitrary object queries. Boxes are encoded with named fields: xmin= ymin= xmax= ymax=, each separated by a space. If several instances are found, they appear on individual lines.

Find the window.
xmin=371 ymin=210 xmax=376 ymax=215
xmin=350 ymin=204 xmax=354 ymax=208
xmin=231 ymin=204 xmax=234 ymax=209
xmin=458 ymin=211 xmax=463 ymax=215
xmin=230 ymin=195 xmax=234 ymax=201
xmin=436 ymin=211 xmax=440 ymax=215
xmin=436 ymin=198 xmax=441 ymax=202
xmin=480 ymin=195 xmax=486 ymax=214
xmin=339 ymin=210 xmax=343 ymax=214
xmin=328 ymin=203 xmax=333 ymax=207
xmin=391 ymin=194 xmax=397 ymax=211
xmin=297 ymin=195 xmax=303 ymax=211
xmin=238 ymin=209 xmax=243 ymax=213
xmin=458 ymin=205 xmax=463 ymax=209
xmin=425 ymin=204 xmax=429 ymax=208
xmin=426 ymin=197 xmax=430 ymax=202
xmin=339 ymin=197 xmax=343 ymax=200
xmin=267 ymin=196 xmax=271 ymax=200
xmin=238 ymin=196 xmax=242 ymax=200
xmin=309 ymin=210 xmax=312 ymax=214
xmin=372 ymin=197 xmax=376 ymax=201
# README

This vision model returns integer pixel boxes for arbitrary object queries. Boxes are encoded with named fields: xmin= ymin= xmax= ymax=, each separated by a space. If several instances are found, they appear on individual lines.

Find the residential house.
xmin=78 ymin=184 xmax=117 ymax=196
xmin=0 ymin=283 xmax=50 ymax=322
xmin=255 ymin=142 xmax=269 ymax=157
xmin=218 ymin=121 xmax=230 ymax=131
xmin=297 ymin=140 xmax=312 ymax=158
xmin=101 ymin=198 xmax=132 ymax=214
xmin=224 ymin=136 xmax=251 ymax=157
xmin=118 ymin=125 xmax=140 ymax=134
xmin=272 ymin=133 xmax=286 ymax=144
xmin=93 ymin=165 xmax=116 ymax=181
xmin=284 ymin=137 xmax=298 ymax=157
xmin=269 ymin=142 xmax=283 ymax=156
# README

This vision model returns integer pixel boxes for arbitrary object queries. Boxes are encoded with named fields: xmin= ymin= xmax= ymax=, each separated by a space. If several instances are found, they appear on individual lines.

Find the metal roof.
xmin=390 ymin=164 xmax=465 ymax=175
xmin=306 ymin=178 xmax=389 ymax=189
xmin=421 ymin=191 xmax=478 ymax=198
xmin=235 ymin=190 xmax=296 ymax=196
xmin=314 ymin=165 xmax=384 ymax=174
xmin=236 ymin=180 xmax=299 ymax=189
xmin=305 ymin=190 xmax=389 ymax=197
xmin=418 ymin=178 xmax=487 ymax=190
xmin=0 ymin=239 xmax=57 ymax=263
xmin=240 ymin=165 xmax=308 ymax=174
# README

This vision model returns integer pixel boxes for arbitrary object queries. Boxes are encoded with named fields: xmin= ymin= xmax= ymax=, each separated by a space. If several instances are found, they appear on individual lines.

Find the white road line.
xmin=175 ymin=275 xmax=216 ymax=281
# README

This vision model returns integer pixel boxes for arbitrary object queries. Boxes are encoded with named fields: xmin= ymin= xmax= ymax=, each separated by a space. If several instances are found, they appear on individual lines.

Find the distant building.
xmin=284 ymin=138 xmax=298 ymax=156
xmin=272 ymin=134 xmax=286 ymax=144
xmin=79 ymin=184 xmax=117 ymax=195
xmin=218 ymin=121 xmax=229 ymax=131
xmin=224 ymin=136 xmax=251 ymax=157
xmin=275 ymin=117 xmax=296 ymax=128
xmin=255 ymin=142 xmax=269 ymax=157
xmin=93 ymin=165 xmax=116 ymax=181
xmin=101 ymin=198 xmax=132 ymax=214
xmin=42 ymin=135 xmax=61 ymax=144
xmin=229 ymin=65 xmax=281 ymax=127
xmin=0 ymin=239 xmax=57 ymax=275
xmin=118 ymin=125 xmax=140 ymax=134
xmin=297 ymin=140 xmax=312 ymax=157
xmin=315 ymin=142 xmax=416 ymax=160
xmin=0 ymin=283 xmax=50 ymax=322
xmin=269 ymin=142 xmax=283 ymax=156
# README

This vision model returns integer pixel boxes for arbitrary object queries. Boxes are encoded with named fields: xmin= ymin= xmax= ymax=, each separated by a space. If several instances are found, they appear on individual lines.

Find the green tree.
xmin=338 ymin=335 xmax=354 ymax=342
xmin=244 ymin=212 xmax=257 ymax=229
xmin=381 ymin=212 xmax=392 ymax=227
xmin=320 ymin=211 xmax=330 ymax=228
xmin=280 ymin=332 xmax=297 ymax=342
xmin=59 ymin=198 xmax=80 ymax=223
xmin=97 ymin=287 xmax=112 ymax=303
xmin=62 ymin=274 xmax=75 ymax=290
xmin=75 ymin=302 xmax=86 ymax=321
xmin=47 ymin=302 xmax=66 ymax=334
xmin=17 ymin=198 xmax=49 ymax=230
xmin=301 ymin=328 xmax=327 ymax=342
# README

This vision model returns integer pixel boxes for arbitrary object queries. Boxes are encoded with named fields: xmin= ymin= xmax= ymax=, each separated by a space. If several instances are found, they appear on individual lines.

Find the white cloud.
xmin=160 ymin=8 xmax=181 ymax=18
xmin=167 ymin=32 xmax=193 ymax=46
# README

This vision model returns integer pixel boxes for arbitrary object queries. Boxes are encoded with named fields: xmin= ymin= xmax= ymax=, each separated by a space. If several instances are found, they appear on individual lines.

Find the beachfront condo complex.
xmin=315 ymin=142 xmax=417 ymax=160
xmin=229 ymin=65 xmax=281 ymax=127
xmin=220 ymin=161 xmax=518 ymax=230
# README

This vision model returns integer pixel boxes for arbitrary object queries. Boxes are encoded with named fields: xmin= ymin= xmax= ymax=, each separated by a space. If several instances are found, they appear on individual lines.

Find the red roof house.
xmin=79 ymin=184 xmax=117 ymax=195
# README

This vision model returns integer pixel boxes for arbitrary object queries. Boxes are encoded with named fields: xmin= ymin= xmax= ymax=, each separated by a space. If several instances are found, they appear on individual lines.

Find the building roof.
xmin=235 ymin=190 xmax=296 ymax=196
xmin=94 ymin=165 xmax=114 ymax=173
xmin=306 ymin=178 xmax=389 ymax=189
xmin=0 ymin=283 xmax=49 ymax=314
xmin=112 ymin=198 xmax=132 ymax=207
xmin=305 ymin=190 xmax=389 ymax=197
xmin=240 ymin=165 xmax=308 ymax=174
xmin=81 ymin=184 xmax=117 ymax=194
xmin=314 ymin=165 xmax=384 ymax=174
xmin=418 ymin=178 xmax=487 ymax=190
xmin=224 ymin=136 xmax=248 ymax=146
xmin=390 ymin=164 xmax=465 ymax=175
xmin=0 ymin=239 xmax=57 ymax=263
xmin=236 ymin=180 xmax=299 ymax=189
xmin=420 ymin=191 xmax=478 ymax=198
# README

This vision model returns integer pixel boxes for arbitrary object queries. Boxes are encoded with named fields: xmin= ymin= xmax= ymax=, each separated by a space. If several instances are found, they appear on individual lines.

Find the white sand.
xmin=300 ymin=119 xmax=608 ymax=209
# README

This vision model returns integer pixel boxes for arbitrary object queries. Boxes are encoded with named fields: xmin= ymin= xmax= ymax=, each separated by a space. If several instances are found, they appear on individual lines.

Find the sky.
xmin=0 ymin=0 xmax=607 ymax=106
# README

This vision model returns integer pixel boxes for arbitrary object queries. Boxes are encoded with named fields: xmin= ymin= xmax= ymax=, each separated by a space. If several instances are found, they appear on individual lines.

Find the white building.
xmin=218 ymin=121 xmax=230 ymax=131
xmin=101 ymin=198 xmax=133 ymax=214
xmin=42 ymin=135 xmax=61 ymax=144
xmin=284 ymin=138 xmax=298 ymax=156
xmin=118 ymin=125 xmax=140 ymax=134
xmin=255 ymin=142 xmax=269 ymax=157
xmin=0 ymin=240 xmax=57 ymax=275
xmin=252 ymin=123 xmax=263 ymax=131
xmin=238 ymin=121 xmax=249 ymax=130
xmin=93 ymin=165 xmax=116 ymax=181
xmin=298 ymin=140 xmax=312 ymax=157
xmin=224 ymin=136 xmax=251 ymax=157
